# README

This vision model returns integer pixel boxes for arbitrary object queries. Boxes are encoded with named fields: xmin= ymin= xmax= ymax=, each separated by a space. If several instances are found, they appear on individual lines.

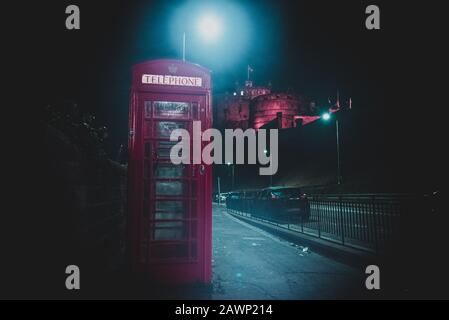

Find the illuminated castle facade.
xmin=214 ymin=80 xmax=321 ymax=130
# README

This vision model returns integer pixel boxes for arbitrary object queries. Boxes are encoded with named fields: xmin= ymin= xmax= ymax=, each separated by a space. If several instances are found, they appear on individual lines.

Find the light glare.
xmin=198 ymin=14 xmax=222 ymax=41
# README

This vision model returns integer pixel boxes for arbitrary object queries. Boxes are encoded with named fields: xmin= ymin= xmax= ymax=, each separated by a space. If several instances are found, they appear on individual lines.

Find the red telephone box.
xmin=128 ymin=59 xmax=212 ymax=284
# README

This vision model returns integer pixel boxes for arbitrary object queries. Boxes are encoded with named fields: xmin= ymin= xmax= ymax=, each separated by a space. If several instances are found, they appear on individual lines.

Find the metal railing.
xmin=226 ymin=193 xmax=426 ymax=254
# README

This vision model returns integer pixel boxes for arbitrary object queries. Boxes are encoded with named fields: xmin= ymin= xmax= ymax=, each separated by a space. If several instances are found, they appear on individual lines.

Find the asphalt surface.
xmin=211 ymin=204 xmax=367 ymax=299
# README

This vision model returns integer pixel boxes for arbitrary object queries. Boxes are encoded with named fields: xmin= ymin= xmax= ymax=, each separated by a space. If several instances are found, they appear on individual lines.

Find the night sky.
xmin=29 ymin=0 xmax=445 ymax=187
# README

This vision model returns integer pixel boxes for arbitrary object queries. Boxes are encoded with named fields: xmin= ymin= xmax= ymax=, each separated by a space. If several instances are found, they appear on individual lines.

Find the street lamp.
xmin=182 ymin=13 xmax=223 ymax=61
xmin=322 ymin=112 xmax=342 ymax=185
xmin=227 ymin=162 xmax=235 ymax=191
xmin=264 ymin=149 xmax=273 ymax=187
xmin=197 ymin=14 xmax=222 ymax=41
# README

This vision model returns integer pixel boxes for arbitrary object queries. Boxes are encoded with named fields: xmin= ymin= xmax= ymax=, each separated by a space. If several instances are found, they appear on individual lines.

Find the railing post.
xmin=301 ymin=210 xmax=304 ymax=233
xmin=339 ymin=196 xmax=345 ymax=245
xmin=372 ymin=195 xmax=379 ymax=254
xmin=317 ymin=197 xmax=321 ymax=238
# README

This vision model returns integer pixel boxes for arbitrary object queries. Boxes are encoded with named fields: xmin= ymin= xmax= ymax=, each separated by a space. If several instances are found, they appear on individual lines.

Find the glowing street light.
xmin=197 ymin=14 xmax=222 ymax=42
xmin=183 ymin=13 xmax=223 ymax=61
xmin=322 ymin=112 xmax=331 ymax=121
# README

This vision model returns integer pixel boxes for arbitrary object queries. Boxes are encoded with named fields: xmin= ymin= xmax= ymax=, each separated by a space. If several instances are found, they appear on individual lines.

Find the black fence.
xmin=226 ymin=192 xmax=429 ymax=254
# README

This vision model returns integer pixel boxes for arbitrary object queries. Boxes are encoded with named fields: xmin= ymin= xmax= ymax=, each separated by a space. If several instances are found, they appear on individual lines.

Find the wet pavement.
xmin=211 ymin=204 xmax=366 ymax=299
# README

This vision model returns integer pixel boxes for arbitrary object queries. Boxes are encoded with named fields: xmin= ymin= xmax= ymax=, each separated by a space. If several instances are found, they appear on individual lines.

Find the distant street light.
xmin=264 ymin=150 xmax=273 ymax=186
xmin=227 ymin=162 xmax=235 ymax=191
xmin=322 ymin=112 xmax=342 ymax=185
xmin=322 ymin=112 xmax=331 ymax=121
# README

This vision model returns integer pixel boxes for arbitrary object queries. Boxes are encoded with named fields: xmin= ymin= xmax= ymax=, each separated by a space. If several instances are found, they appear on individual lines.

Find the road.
xmin=211 ymin=204 xmax=367 ymax=299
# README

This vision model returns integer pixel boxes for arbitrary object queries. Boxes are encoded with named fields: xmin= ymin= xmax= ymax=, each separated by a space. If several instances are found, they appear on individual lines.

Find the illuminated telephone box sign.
xmin=142 ymin=74 xmax=203 ymax=87
xmin=128 ymin=59 xmax=212 ymax=285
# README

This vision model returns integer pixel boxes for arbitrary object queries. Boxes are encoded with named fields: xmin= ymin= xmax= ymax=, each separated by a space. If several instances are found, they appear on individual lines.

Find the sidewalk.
xmin=211 ymin=204 xmax=367 ymax=299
